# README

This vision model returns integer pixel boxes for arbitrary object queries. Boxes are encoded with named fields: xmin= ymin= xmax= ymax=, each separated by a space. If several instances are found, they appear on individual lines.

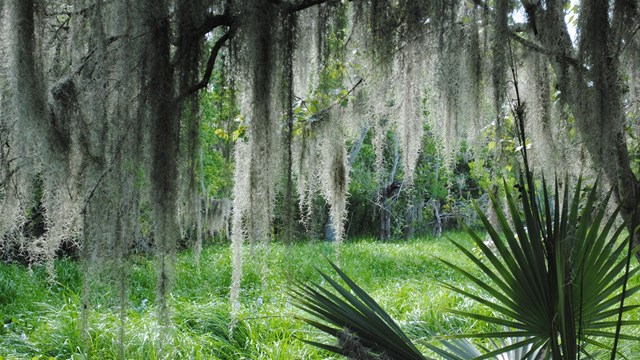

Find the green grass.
xmin=0 ymin=232 xmax=638 ymax=359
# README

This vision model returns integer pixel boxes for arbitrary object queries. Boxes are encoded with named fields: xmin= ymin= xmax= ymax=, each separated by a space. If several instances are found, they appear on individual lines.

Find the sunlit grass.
xmin=0 ymin=231 xmax=638 ymax=359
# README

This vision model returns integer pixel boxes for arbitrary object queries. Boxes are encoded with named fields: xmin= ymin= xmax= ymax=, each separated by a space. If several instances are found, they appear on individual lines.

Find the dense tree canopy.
xmin=1 ymin=0 xmax=639 ymax=351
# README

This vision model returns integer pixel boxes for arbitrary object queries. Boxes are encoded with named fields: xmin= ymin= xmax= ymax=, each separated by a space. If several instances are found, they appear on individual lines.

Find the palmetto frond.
xmin=441 ymin=174 xmax=640 ymax=359
xmin=289 ymin=261 xmax=428 ymax=360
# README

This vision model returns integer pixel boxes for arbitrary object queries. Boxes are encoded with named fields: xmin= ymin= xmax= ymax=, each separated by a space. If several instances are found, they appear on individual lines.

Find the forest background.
xmin=1 ymin=0 xmax=640 ymax=358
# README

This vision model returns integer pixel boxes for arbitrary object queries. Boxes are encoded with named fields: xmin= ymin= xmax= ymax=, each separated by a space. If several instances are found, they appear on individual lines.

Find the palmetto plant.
xmin=292 ymin=173 xmax=640 ymax=359
xmin=439 ymin=174 xmax=640 ymax=359
xmin=425 ymin=332 xmax=545 ymax=360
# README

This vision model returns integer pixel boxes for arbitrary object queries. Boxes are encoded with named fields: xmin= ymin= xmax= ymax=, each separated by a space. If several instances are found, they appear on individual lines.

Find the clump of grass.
xmin=1 ymin=233 xmax=638 ymax=358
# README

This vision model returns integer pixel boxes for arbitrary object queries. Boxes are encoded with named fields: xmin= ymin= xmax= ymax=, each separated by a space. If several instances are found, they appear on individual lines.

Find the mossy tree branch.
xmin=195 ymin=13 xmax=235 ymax=38
xmin=287 ymin=0 xmax=334 ymax=13
xmin=177 ymin=0 xmax=333 ymax=102
xmin=509 ymin=32 xmax=581 ymax=69
xmin=176 ymin=27 xmax=236 ymax=102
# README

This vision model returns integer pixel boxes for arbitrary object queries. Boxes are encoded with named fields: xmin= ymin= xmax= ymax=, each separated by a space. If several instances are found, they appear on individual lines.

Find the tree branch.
xmin=315 ymin=78 xmax=364 ymax=117
xmin=195 ymin=13 xmax=234 ymax=37
xmin=510 ymin=32 xmax=581 ymax=69
xmin=175 ymin=28 xmax=235 ymax=102
xmin=287 ymin=0 xmax=333 ymax=13
xmin=175 ymin=0 xmax=332 ymax=102
xmin=44 ymin=4 xmax=95 ymax=17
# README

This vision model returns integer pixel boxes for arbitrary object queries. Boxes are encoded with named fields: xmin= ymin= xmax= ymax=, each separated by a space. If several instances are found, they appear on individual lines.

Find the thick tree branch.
xmin=175 ymin=28 xmax=235 ymax=102
xmin=266 ymin=0 xmax=335 ymax=13
xmin=267 ymin=0 xmax=286 ymax=7
xmin=510 ymin=32 xmax=581 ymax=69
xmin=195 ymin=13 xmax=235 ymax=37
xmin=287 ymin=0 xmax=333 ymax=13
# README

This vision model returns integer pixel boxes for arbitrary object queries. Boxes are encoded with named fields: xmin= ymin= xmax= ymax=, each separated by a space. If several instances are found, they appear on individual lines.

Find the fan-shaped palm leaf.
xmin=289 ymin=261 xmax=428 ymax=359
xmin=440 ymin=174 xmax=640 ymax=359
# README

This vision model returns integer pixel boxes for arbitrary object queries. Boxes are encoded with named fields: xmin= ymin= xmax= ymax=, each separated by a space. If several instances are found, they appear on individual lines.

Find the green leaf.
xmin=439 ymin=174 xmax=637 ymax=358
xmin=290 ymin=261 xmax=429 ymax=360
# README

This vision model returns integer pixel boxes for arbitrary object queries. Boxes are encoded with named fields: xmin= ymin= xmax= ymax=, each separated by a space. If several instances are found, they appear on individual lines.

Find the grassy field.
xmin=0 ymin=232 xmax=638 ymax=359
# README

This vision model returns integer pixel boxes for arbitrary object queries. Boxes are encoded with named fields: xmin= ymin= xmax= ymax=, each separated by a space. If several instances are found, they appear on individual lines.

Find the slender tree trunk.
xmin=380 ymin=197 xmax=392 ymax=240
xmin=378 ymin=133 xmax=400 ymax=241
xmin=404 ymin=202 xmax=416 ymax=239
xmin=429 ymin=199 xmax=443 ymax=237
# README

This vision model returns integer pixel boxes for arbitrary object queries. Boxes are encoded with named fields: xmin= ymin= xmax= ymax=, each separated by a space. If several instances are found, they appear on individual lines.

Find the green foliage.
xmin=198 ymin=58 xmax=240 ymax=199
xmin=468 ymin=114 xmax=520 ymax=189
xmin=347 ymin=124 xmax=481 ymax=239
xmin=200 ymin=148 xmax=234 ymax=199
xmin=291 ymin=4 xmax=354 ymax=129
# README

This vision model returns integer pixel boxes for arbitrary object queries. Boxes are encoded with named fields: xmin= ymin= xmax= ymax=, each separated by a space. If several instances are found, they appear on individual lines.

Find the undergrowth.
xmin=0 ymin=232 xmax=637 ymax=359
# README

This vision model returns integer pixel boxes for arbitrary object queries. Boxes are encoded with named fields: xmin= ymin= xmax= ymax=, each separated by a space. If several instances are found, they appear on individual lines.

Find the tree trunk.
xmin=379 ymin=180 xmax=401 ymax=241
xmin=429 ymin=199 xmax=443 ymax=237
xmin=378 ymin=133 xmax=400 ymax=241
xmin=324 ymin=212 xmax=336 ymax=242
xmin=404 ymin=203 xmax=416 ymax=239
xmin=380 ymin=198 xmax=392 ymax=241
xmin=526 ymin=0 xmax=640 ymax=256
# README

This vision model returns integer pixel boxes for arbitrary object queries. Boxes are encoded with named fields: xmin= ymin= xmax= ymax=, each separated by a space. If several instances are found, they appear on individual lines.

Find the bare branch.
xmin=316 ymin=78 xmax=364 ymax=117
xmin=44 ymin=4 xmax=95 ymax=17
xmin=175 ymin=28 xmax=235 ymax=102
xmin=81 ymin=119 xmax=135 ymax=215
xmin=81 ymin=167 xmax=113 ymax=215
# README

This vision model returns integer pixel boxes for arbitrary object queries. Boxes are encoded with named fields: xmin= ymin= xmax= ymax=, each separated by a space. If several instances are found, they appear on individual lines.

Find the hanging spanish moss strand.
xmin=319 ymin=117 xmax=350 ymax=246
xmin=490 ymin=0 xmax=510 ymax=170
xmin=230 ymin=141 xmax=250 ymax=316
xmin=176 ymin=0 xmax=207 ymax=247
xmin=576 ymin=0 xmax=636 ymax=212
xmin=7 ymin=0 xmax=48 ymax=160
xmin=138 ymin=2 xmax=180 ymax=344
xmin=522 ymin=52 xmax=568 ymax=174
xmin=432 ymin=19 xmax=464 ymax=169
xmin=291 ymin=8 xmax=324 ymax=236
xmin=292 ymin=7 xmax=319 ymax=98
xmin=247 ymin=2 xmax=279 ymax=251
xmin=3 ymin=1 xmax=47 ymax=261
xmin=76 ymin=0 xmax=107 ymax=329
xmin=294 ymin=127 xmax=319 ymax=233
xmin=396 ymin=47 xmax=424 ymax=185
xmin=459 ymin=3 xmax=484 ymax=154
xmin=229 ymin=0 xmax=284 ymax=316
xmin=627 ymin=38 xmax=640 ymax=121
xmin=112 ymin=2 xmax=145 ymax=353
xmin=492 ymin=0 xmax=509 ymax=113
xmin=0 ymin=2 xmax=10 ymax=257
xmin=283 ymin=12 xmax=296 ymax=246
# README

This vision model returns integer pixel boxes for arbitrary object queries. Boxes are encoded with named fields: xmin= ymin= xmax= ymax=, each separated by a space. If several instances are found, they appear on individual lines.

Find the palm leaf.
xmin=289 ymin=262 xmax=428 ymax=360
xmin=439 ymin=174 xmax=640 ymax=358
